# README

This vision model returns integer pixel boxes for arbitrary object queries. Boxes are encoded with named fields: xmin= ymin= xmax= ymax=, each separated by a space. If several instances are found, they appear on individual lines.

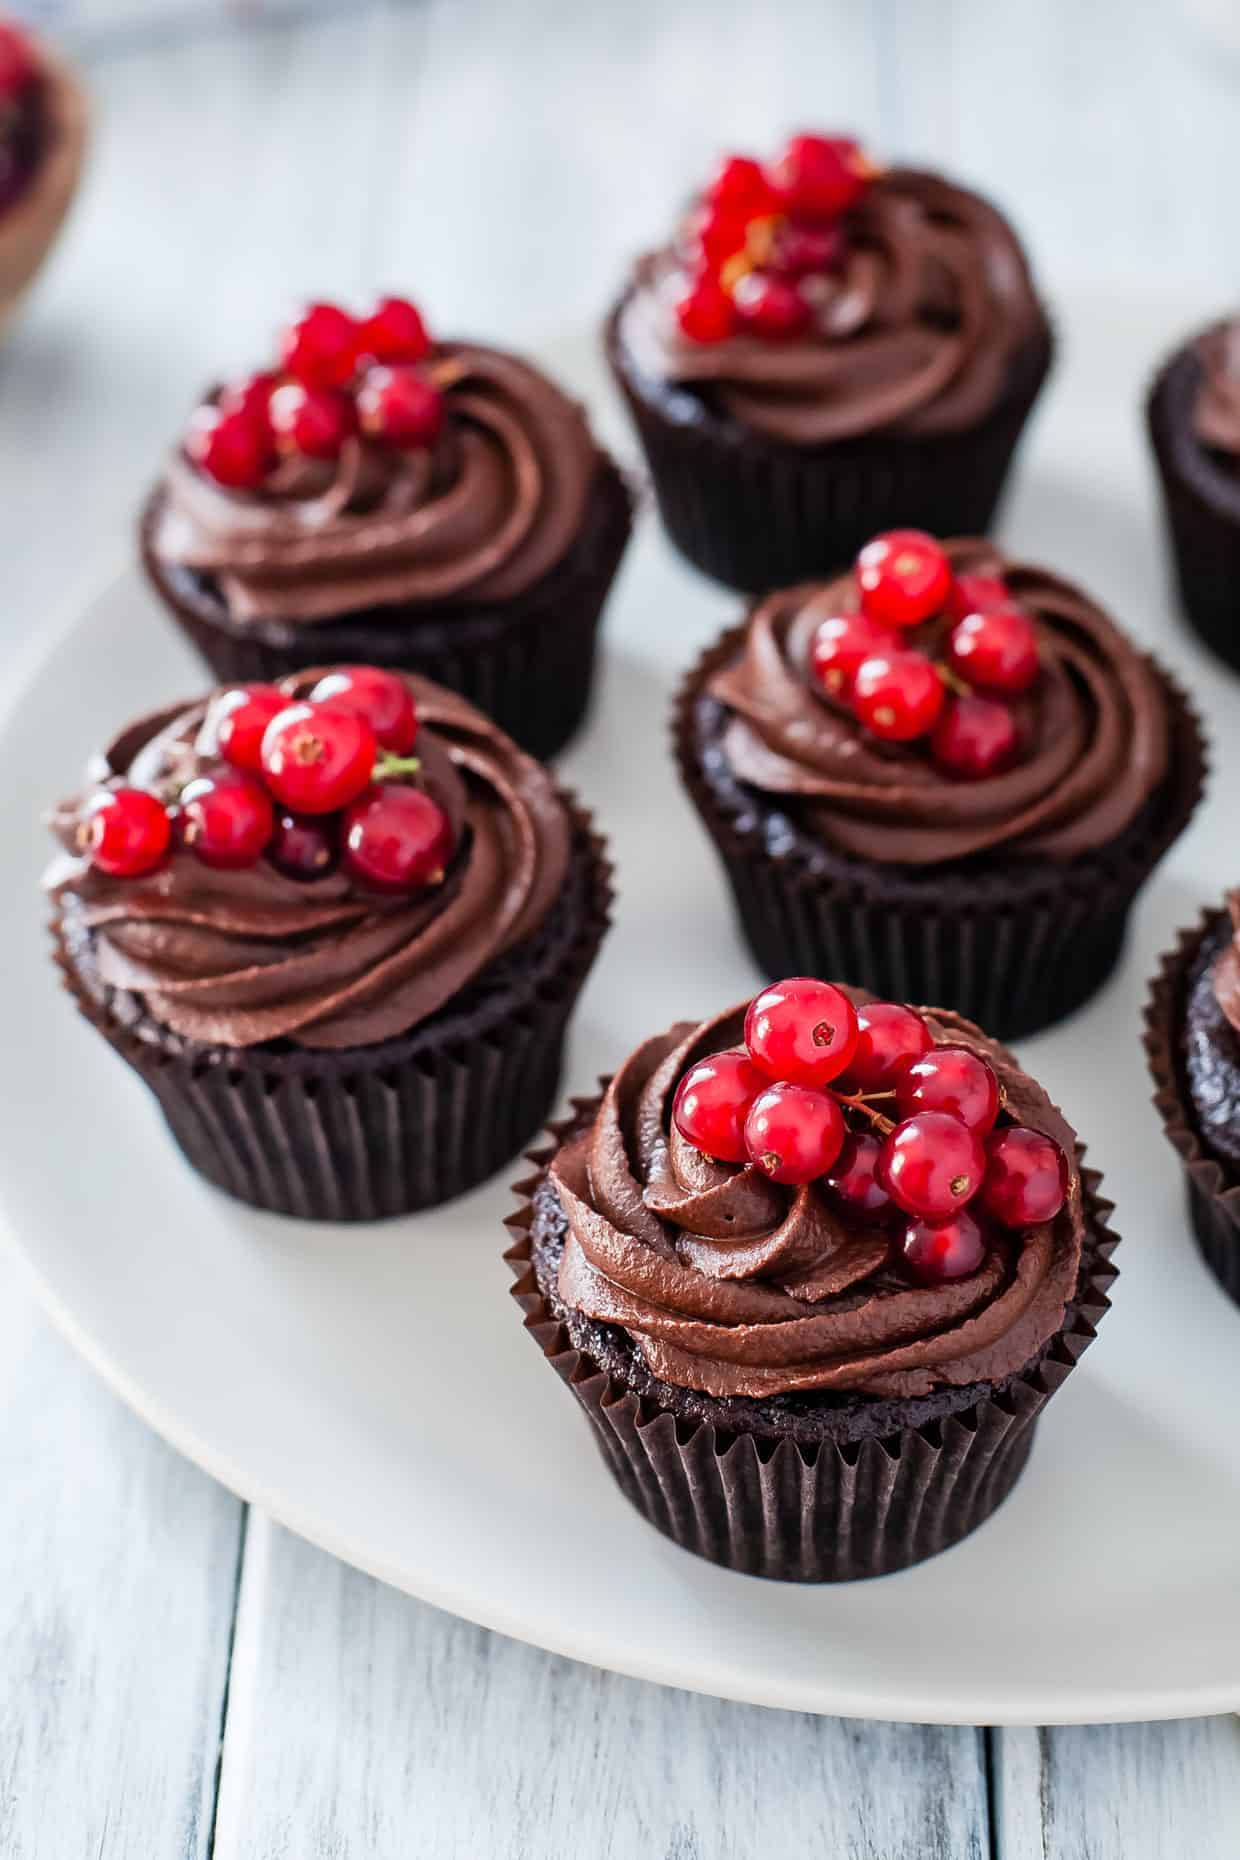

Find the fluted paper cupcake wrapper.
xmin=605 ymin=302 xmax=1053 ymax=594
xmin=141 ymin=460 xmax=635 ymax=764
xmin=52 ymin=805 xmax=613 ymax=1222
xmin=674 ymin=625 xmax=1207 ymax=1043
xmin=1144 ymin=909 xmax=1240 ymax=1306
xmin=504 ymin=1104 xmax=1119 ymax=1582
xmin=1147 ymin=351 xmax=1240 ymax=674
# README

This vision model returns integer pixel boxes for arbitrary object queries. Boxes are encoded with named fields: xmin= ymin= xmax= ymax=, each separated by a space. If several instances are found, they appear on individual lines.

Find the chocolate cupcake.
xmin=141 ymin=296 xmax=633 ymax=761
xmin=46 ymin=667 xmax=610 ymax=1220
xmin=606 ymin=133 xmax=1052 ymax=592
xmin=1146 ymin=895 xmax=1240 ymax=1306
xmin=676 ymin=530 xmax=1205 ymax=1041
xmin=0 ymin=19 xmax=87 ymax=341
xmin=507 ymin=978 xmax=1118 ymax=1581
xmin=1148 ymin=317 xmax=1240 ymax=672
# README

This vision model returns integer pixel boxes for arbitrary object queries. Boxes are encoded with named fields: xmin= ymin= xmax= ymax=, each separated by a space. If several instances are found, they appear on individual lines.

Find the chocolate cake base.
xmin=1148 ymin=344 xmax=1240 ymax=675
xmin=505 ymin=1101 xmax=1118 ymax=1582
xmin=1146 ymin=907 xmax=1240 ymax=1307
xmin=675 ymin=625 xmax=1207 ymax=1043
xmin=141 ymin=458 xmax=634 ymax=764
xmin=606 ymin=296 xmax=1053 ymax=594
xmin=53 ymin=808 xmax=611 ymax=1222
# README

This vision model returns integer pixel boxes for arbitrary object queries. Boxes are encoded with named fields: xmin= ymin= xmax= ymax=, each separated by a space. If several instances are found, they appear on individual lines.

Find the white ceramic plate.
xmin=6 ymin=288 xmax=1240 ymax=1726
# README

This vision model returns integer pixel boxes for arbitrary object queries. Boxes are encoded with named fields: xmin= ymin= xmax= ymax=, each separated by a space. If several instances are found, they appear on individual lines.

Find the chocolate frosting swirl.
xmin=1193 ymin=320 xmax=1240 ymax=461
xmin=148 ymin=343 xmax=601 ymax=623
xmin=706 ymin=539 xmax=1170 ymax=867
xmin=553 ymin=998 xmax=1084 ymax=1398
xmin=618 ymin=168 xmax=1046 ymax=445
xmin=45 ymin=671 xmax=571 ymax=1051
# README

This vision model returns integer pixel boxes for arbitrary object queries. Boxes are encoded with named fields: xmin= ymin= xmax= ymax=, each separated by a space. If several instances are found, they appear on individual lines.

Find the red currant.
xmin=734 ymin=271 xmax=810 ymax=340
xmin=83 ymin=788 xmax=172 ymax=878
xmin=824 ymin=1131 xmax=893 ymax=1220
xmin=219 ymin=372 xmax=279 ymax=438
xmin=269 ymin=382 xmax=357 ymax=461
xmin=269 ymin=811 xmax=339 ymax=881
xmin=309 ymin=667 xmax=417 ymax=755
xmin=766 ymin=134 xmax=869 ymax=220
xmin=260 ymin=703 xmax=376 ymax=814
xmin=901 ymin=1209 xmax=987 ymax=1284
xmin=980 ymin=1126 xmax=1069 ymax=1228
xmin=179 ymin=771 xmax=274 ymax=870
xmin=342 ymin=785 xmax=454 ymax=893
xmin=775 ymin=219 xmax=844 ymax=277
xmin=675 ymin=274 xmax=737 ymax=345
xmin=880 ymin=1111 xmax=985 ymax=1220
xmin=358 ymin=295 xmax=430 ymax=365
xmin=0 ymin=23 xmax=37 ymax=100
xmin=930 ymin=695 xmax=1020 ymax=781
xmin=856 ymin=530 xmax=952 ymax=628
xmin=672 ymin=1051 xmax=766 ymax=1164
xmin=356 ymin=366 xmax=445 ymax=449
xmin=744 ymin=976 xmax=858 ymax=1088
xmin=186 ymin=405 xmax=272 ymax=490
xmin=212 ymin=683 xmax=288 ymax=775
xmin=946 ymin=572 xmax=1008 ymax=622
xmin=704 ymin=154 xmax=776 ymax=216
xmin=895 ymin=1045 xmax=999 ymax=1135
xmin=279 ymin=303 xmax=360 ymax=389
xmin=947 ymin=603 xmax=1039 ymax=695
xmin=690 ymin=201 xmax=750 ymax=268
xmin=852 ymin=650 xmax=944 ymax=742
xmin=744 ymin=1083 xmax=845 ymax=1185
xmin=809 ymin=611 xmax=899 ymax=700
xmin=839 ymin=1001 xmax=932 ymax=1092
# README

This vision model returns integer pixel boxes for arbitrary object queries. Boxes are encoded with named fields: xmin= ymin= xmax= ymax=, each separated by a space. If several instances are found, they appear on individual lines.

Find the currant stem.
xmin=831 ymin=1089 xmax=896 ymax=1135
xmin=374 ymin=751 xmax=422 ymax=781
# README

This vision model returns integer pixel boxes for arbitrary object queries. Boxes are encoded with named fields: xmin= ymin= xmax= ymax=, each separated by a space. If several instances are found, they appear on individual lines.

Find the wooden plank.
xmin=996 ymin=1720 xmax=1240 ymax=1859
xmin=0 ymin=1266 xmax=243 ymax=1860
xmin=212 ymin=1518 xmax=990 ymax=1860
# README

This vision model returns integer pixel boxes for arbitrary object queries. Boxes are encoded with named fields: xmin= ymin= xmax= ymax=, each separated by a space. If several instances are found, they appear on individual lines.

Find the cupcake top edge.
xmin=45 ymin=665 xmax=574 ymax=1051
xmin=147 ymin=297 xmax=609 ymax=625
xmin=615 ymin=131 xmax=1048 ymax=445
xmin=550 ymin=977 xmax=1084 ymax=1401
xmin=1192 ymin=318 xmax=1240 ymax=463
xmin=698 ymin=528 xmax=1174 ymax=868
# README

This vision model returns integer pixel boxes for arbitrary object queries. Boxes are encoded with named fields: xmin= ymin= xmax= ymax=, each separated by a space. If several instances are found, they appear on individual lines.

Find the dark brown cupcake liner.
xmin=605 ymin=299 xmax=1053 ymax=593
xmin=1144 ymin=908 xmax=1240 ymax=1305
xmin=1147 ymin=343 xmax=1240 ymax=674
xmin=52 ymin=801 xmax=613 ymax=1222
xmin=504 ymin=1100 xmax=1118 ymax=1581
xmin=673 ymin=624 xmax=1208 ymax=1042
xmin=141 ymin=459 xmax=635 ymax=764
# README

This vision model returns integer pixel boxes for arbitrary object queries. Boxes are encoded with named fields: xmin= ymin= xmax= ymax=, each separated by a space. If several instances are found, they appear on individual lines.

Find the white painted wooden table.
xmin=3 ymin=4 xmax=1240 ymax=1853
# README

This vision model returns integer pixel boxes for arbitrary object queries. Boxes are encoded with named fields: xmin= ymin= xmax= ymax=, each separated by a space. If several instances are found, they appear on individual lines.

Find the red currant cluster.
xmin=185 ymin=297 xmax=443 ymax=492
xmin=674 ymin=134 xmax=875 ymax=346
xmin=809 ymin=529 xmax=1041 ymax=780
xmin=671 ymin=978 xmax=1069 ymax=1285
xmin=80 ymin=668 xmax=454 ymax=897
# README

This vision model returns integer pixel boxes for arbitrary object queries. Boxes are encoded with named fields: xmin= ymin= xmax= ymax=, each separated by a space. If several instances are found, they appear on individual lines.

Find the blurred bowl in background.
xmin=0 ymin=33 xmax=87 ymax=342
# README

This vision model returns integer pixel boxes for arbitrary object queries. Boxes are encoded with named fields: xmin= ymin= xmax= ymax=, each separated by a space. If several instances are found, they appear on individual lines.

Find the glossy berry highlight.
xmin=824 ymin=1131 xmax=893 ymax=1220
xmin=852 ymin=650 xmax=944 ymax=742
xmin=980 ymin=1125 xmax=1069 ymax=1228
xmin=930 ymin=694 xmax=1020 ymax=781
xmin=186 ymin=405 xmax=272 ymax=490
xmin=901 ymin=1209 xmax=987 ymax=1284
xmin=734 ymin=271 xmax=810 ymax=340
xmin=268 ymin=811 xmax=339 ymax=881
xmin=279 ymin=303 xmax=360 ymax=389
xmin=839 ymin=1001 xmax=932 ymax=1091
xmin=269 ymin=381 xmax=356 ymax=461
xmin=766 ymin=133 xmax=869 ymax=220
xmin=744 ymin=1082 xmax=845 ymax=1185
xmin=310 ymin=667 xmax=418 ymax=755
xmin=675 ymin=274 xmax=737 ymax=345
xmin=357 ymin=366 xmax=445 ymax=449
xmin=359 ymin=296 xmax=430 ymax=365
xmin=342 ymin=785 xmax=453 ymax=893
xmin=856 ymin=530 xmax=952 ymax=629
xmin=212 ymin=684 xmax=288 ymax=775
xmin=178 ymin=771 xmax=274 ymax=870
xmin=260 ymin=702 xmax=376 ymax=814
xmin=744 ymin=976 xmax=858 ymax=1088
xmin=947 ymin=602 xmax=1039 ymax=696
xmin=672 ymin=1051 xmax=766 ymax=1164
xmin=895 ymin=1045 xmax=1000 ymax=1135
xmin=83 ymin=788 xmax=171 ymax=878
xmin=880 ymin=1111 xmax=985 ymax=1220
xmin=809 ymin=611 xmax=898 ymax=699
